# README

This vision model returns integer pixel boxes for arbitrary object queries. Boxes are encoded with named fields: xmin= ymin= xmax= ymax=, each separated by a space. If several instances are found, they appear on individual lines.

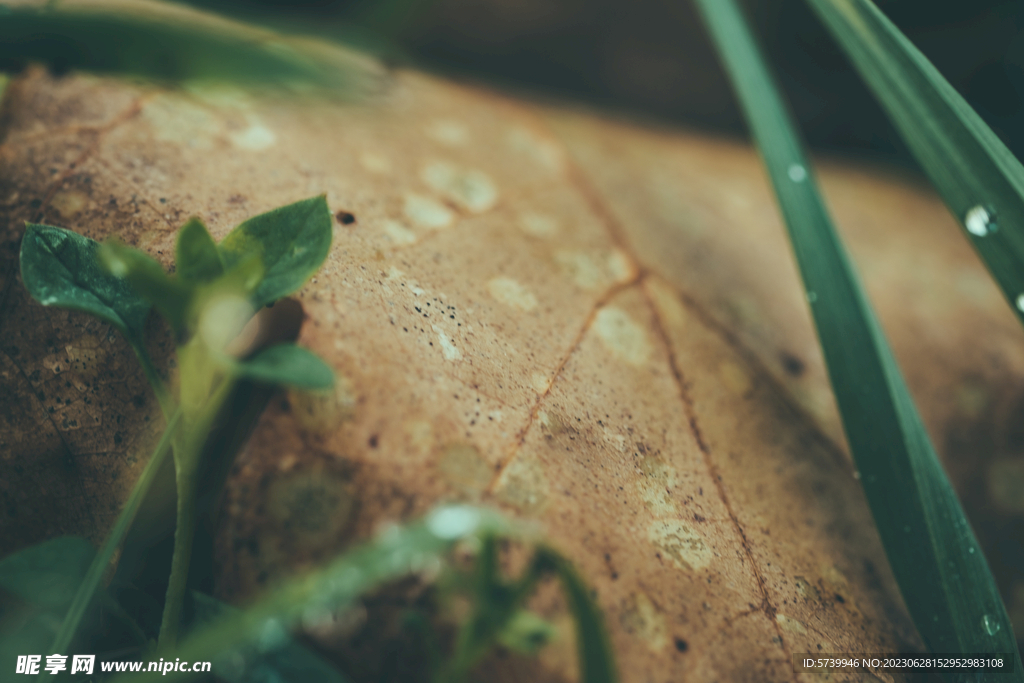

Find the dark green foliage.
xmin=692 ymin=0 xmax=1021 ymax=679
xmin=188 ymin=591 xmax=349 ymax=683
xmin=218 ymin=195 xmax=334 ymax=309
xmin=804 ymin=0 xmax=1024 ymax=330
xmin=234 ymin=343 xmax=335 ymax=389
xmin=20 ymin=224 xmax=151 ymax=352
xmin=0 ymin=537 xmax=95 ymax=611
xmin=0 ymin=1 xmax=377 ymax=93
xmin=175 ymin=218 xmax=224 ymax=286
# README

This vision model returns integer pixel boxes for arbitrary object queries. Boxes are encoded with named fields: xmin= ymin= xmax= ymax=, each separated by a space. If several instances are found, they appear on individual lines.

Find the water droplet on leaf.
xmin=982 ymin=614 xmax=1001 ymax=636
xmin=965 ymin=205 xmax=995 ymax=236
xmin=788 ymin=164 xmax=807 ymax=183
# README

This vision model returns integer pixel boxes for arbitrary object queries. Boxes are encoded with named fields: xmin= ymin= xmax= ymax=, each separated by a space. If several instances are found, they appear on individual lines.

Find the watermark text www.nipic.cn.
xmin=15 ymin=655 xmax=213 ymax=675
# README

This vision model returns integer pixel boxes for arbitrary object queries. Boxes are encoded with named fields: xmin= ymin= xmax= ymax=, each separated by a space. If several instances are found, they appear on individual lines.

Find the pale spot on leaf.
xmin=230 ymin=121 xmax=276 ymax=151
xmin=555 ymin=251 xmax=603 ymax=291
xmin=647 ymin=519 xmax=712 ymax=571
xmin=421 ymin=161 xmax=498 ymax=213
xmin=637 ymin=457 xmax=679 ymax=516
xmin=426 ymin=119 xmax=470 ymax=146
xmin=530 ymin=372 xmax=549 ymax=393
xmin=607 ymin=248 xmax=636 ymax=283
xmin=519 ymin=212 xmax=560 ymax=238
xmin=50 ymin=190 xmax=89 ymax=218
xmin=143 ymin=94 xmax=220 ymax=148
xmin=404 ymin=193 xmax=454 ymax=229
xmin=776 ymin=614 xmax=807 ymax=634
xmin=432 ymin=324 xmax=462 ymax=360
xmin=619 ymin=591 xmax=668 ymax=652
xmin=494 ymin=453 xmax=548 ymax=514
xmin=507 ymin=125 xmax=566 ymax=174
xmin=360 ymin=151 xmax=391 ymax=174
xmin=487 ymin=277 xmax=538 ymax=312
xmin=439 ymin=443 xmax=492 ymax=498
xmin=382 ymin=220 xmax=417 ymax=245
xmin=595 ymin=307 xmax=651 ymax=366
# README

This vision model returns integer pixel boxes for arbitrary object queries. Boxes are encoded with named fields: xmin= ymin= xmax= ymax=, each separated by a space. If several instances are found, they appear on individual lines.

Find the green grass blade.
xmin=112 ymin=506 xmax=515 ymax=683
xmin=539 ymin=547 xmax=616 ymax=683
xmin=51 ymin=407 xmax=182 ymax=653
xmin=691 ymin=0 xmax=1022 ymax=673
xmin=0 ymin=0 xmax=383 ymax=94
xmin=802 ymin=0 xmax=1024 ymax=329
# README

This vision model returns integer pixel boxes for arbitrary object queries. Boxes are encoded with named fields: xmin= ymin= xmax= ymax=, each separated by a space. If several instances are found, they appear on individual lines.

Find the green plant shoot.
xmin=18 ymin=195 xmax=336 ymax=651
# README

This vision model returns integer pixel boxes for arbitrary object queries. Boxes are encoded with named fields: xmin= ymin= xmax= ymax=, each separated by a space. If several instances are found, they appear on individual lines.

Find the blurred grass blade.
xmin=51 ymin=408 xmax=181 ymax=653
xmin=539 ymin=547 xmax=616 ymax=683
xmin=112 ymin=506 xmax=515 ymax=683
xmin=0 ymin=0 xmax=384 ymax=94
xmin=692 ymin=0 xmax=1023 ymax=671
xmin=803 ymin=0 xmax=1024 ymax=328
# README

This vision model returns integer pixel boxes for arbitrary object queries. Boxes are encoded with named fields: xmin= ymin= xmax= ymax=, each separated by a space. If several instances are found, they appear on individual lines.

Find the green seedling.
xmin=18 ymin=195 xmax=336 ymax=651
xmin=6 ymin=196 xmax=616 ymax=683
xmin=109 ymin=506 xmax=616 ymax=683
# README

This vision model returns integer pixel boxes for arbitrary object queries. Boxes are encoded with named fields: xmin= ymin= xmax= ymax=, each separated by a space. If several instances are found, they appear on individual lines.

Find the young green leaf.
xmin=693 ymin=0 xmax=1022 ymax=674
xmin=233 ymin=343 xmax=335 ymax=389
xmin=175 ymin=218 xmax=224 ymax=285
xmin=218 ymin=196 xmax=333 ymax=309
xmin=20 ymin=224 xmax=151 ymax=348
xmin=802 ymin=0 xmax=1024 ymax=329
xmin=188 ymin=592 xmax=349 ymax=683
xmin=0 ymin=536 xmax=94 ymax=611
xmin=112 ymin=506 xmax=515 ymax=683
xmin=0 ymin=0 xmax=383 ymax=94
xmin=99 ymin=239 xmax=190 ymax=336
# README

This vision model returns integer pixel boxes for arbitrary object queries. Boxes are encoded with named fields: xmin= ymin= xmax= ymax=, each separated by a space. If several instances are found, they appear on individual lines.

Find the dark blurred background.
xmin=173 ymin=0 xmax=1024 ymax=169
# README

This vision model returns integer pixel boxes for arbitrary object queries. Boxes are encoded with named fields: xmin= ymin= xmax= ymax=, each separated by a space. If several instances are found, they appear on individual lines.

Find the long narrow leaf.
xmin=803 ymin=0 xmax=1024 ymax=329
xmin=691 ymin=0 xmax=1022 ymax=675
xmin=0 ymin=0 xmax=382 ymax=94
xmin=112 ymin=506 xmax=515 ymax=683
xmin=51 ymin=408 xmax=182 ymax=653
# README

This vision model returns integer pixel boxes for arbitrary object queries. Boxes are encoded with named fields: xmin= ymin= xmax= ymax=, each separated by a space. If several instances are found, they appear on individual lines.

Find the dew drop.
xmin=427 ymin=505 xmax=482 ymax=539
xmin=806 ymin=291 xmax=818 ymax=303
xmin=965 ymin=205 xmax=995 ymax=237
xmin=982 ymin=614 xmax=1002 ymax=636
xmin=788 ymin=164 xmax=808 ymax=183
xmin=853 ymin=471 xmax=861 ymax=479
xmin=969 ymin=547 xmax=976 ymax=554
xmin=1016 ymin=294 xmax=1024 ymax=313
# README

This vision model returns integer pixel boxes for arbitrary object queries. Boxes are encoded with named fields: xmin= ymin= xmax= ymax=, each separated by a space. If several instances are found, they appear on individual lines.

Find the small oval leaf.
xmin=175 ymin=218 xmax=223 ymax=285
xmin=99 ymin=239 xmax=190 ymax=335
xmin=218 ymin=196 xmax=332 ymax=309
xmin=20 ymin=224 xmax=150 ymax=342
xmin=234 ymin=343 xmax=334 ymax=389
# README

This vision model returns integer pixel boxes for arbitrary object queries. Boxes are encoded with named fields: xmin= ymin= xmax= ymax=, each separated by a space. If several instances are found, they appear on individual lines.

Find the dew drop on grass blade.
xmin=692 ymin=0 xmax=1022 ymax=675
xmin=803 ymin=0 xmax=1024 ymax=333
